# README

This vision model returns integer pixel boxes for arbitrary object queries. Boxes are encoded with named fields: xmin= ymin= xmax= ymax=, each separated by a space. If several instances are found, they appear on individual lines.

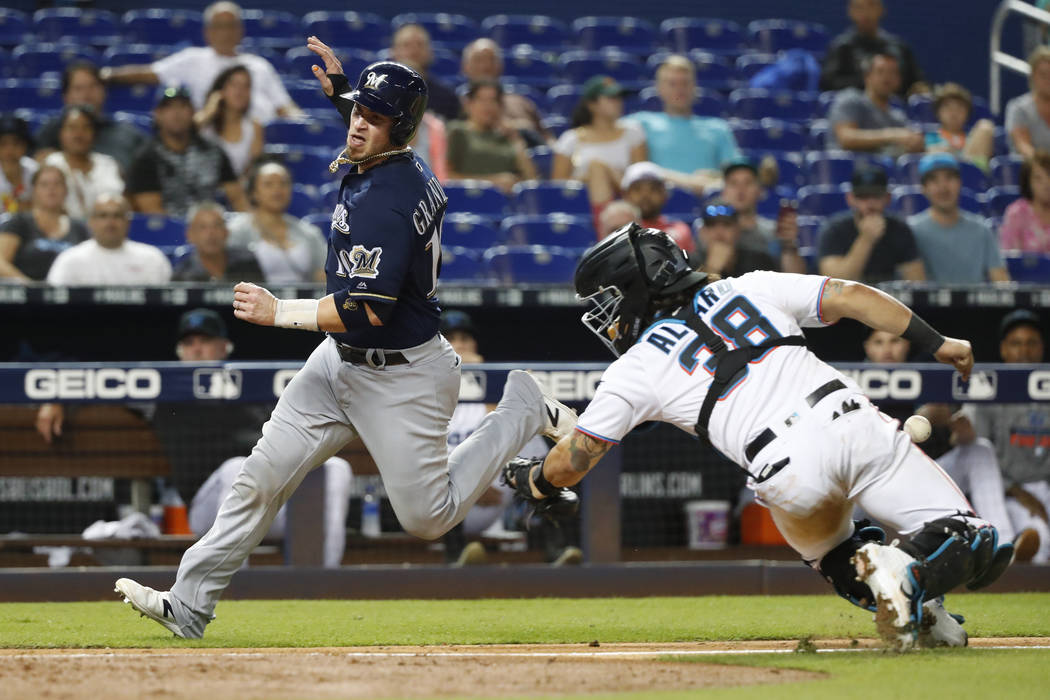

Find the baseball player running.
xmin=116 ymin=46 xmax=577 ymax=639
xmin=505 ymin=223 xmax=1014 ymax=650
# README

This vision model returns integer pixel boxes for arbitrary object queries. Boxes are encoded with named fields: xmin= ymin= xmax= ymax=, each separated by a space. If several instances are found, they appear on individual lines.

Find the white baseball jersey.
xmin=576 ymin=272 xmax=850 ymax=471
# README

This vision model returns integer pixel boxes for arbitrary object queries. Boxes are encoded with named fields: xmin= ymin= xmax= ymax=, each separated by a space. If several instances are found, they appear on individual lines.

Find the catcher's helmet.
xmin=574 ymin=223 xmax=708 ymax=356
xmin=339 ymin=61 xmax=427 ymax=145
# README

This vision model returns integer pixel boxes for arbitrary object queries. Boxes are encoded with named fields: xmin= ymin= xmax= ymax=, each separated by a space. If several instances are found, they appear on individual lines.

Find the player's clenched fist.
xmin=233 ymin=282 xmax=277 ymax=326
xmin=933 ymin=336 xmax=974 ymax=381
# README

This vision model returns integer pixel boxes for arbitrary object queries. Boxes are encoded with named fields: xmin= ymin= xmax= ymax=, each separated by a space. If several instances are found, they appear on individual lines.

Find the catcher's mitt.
xmin=501 ymin=457 xmax=579 ymax=526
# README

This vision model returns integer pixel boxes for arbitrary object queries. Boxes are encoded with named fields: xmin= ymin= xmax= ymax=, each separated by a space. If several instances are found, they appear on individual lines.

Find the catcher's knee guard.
xmin=899 ymin=517 xmax=1013 ymax=600
xmin=816 ymin=520 xmax=887 ymax=612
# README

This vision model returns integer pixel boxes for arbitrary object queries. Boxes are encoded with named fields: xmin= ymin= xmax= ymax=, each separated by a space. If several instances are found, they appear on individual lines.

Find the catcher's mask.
xmin=574 ymin=223 xmax=708 ymax=356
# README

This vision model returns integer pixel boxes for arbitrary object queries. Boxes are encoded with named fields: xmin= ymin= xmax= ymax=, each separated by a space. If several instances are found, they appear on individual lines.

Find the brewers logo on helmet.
xmin=338 ymin=60 xmax=428 ymax=145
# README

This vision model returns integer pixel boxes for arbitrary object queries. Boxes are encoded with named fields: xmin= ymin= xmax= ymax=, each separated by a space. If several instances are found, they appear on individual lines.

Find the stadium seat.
xmin=9 ymin=44 xmax=101 ymax=79
xmin=547 ymin=85 xmax=584 ymax=119
xmin=238 ymin=10 xmax=298 ymax=49
xmin=1003 ymin=252 xmax=1050 ymax=282
xmin=11 ymin=108 xmax=58 ymax=133
xmin=480 ymin=15 xmax=569 ymax=51
xmin=302 ymin=12 xmax=389 ymax=53
xmin=285 ymin=47 xmax=376 ymax=84
xmin=740 ymin=150 xmax=804 ymax=189
xmin=303 ymin=213 xmax=334 ymax=239
xmin=104 ymin=84 xmax=156 ymax=114
xmin=633 ymin=86 xmax=726 ymax=117
xmin=128 ymin=214 xmax=185 ymax=247
xmin=288 ymin=184 xmax=324 ymax=218
xmin=503 ymin=83 xmax=549 ymax=113
xmin=906 ymin=94 xmax=935 ymax=123
xmin=0 ymin=9 xmax=29 ymax=47
xmin=444 ymin=180 xmax=510 ymax=217
xmin=660 ymin=18 xmax=744 ymax=56
xmin=796 ymin=215 xmax=824 ymax=248
xmin=986 ymin=186 xmax=1021 ymax=217
xmin=804 ymin=151 xmax=859 ymax=186
xmin=286 ymin=82 xmax=336 ymax=112
xmin=439 ymin=246 xmax=485 ymax=283
xmin=558 ymin=50 xmax=644 ymax=84
xmin=541 ymin=115 xmax=570 ymax=139
xmin=266 ymin=119 xmax=346 ymax=150
xmin=731 ymin=119 xmax=807 ymax=152
xmin=990 ymin=155 xmax=1024 ymax=187
xmin=263 ymin=146 xmax=334 ymax=187
xmin=729 ymin=89 xmax=816 ymax=122
xmin=391 ymin=13 xmax=479 ymax=51
xmin=103 ymin=44 xmax=175 ymax=68
xmin=663 ymin=187 xmax=702 ymax=219
xmin=32 ymin=8 xmax=119 ymax=46
xmin=511 ymin=180 xmax=590 ymax=215
xmin=442 ymin=213 xmax=505 ymax=249
xmin=318 ymin=181 xmax=342 ymax=211
xmin=500 ymin=214 xmax=595 ymax=247
xmin=527 ymin=146 xmax=554 ymax=180
xmin=0 ymin=79 xmax=63 ymax=112
xmin=689 ymin=51 xmax=736 ymax=91
xmin=895 ymin=154 xmax=988 ymax=191
xmin=122 ymin=9 xmax=203 ymax=46
xmin=797 ymin=185 xmax=849 ymax=217
xmin=747 ymin=19 xmax=829 ymax=54
xmin=111 ymin=111 xmax=153 ymax=133
xmin=735 ymin=53 xmax=779 ymax=82
xmin=892 ymin=185 xmax=985 ymax=216
xmin=482 ymin=245 xmax=579 ymax=284
xmin=572 ymin=16 xmax=657 ymax=54
xmin=502 ymin=46 xmax=558 ymax=88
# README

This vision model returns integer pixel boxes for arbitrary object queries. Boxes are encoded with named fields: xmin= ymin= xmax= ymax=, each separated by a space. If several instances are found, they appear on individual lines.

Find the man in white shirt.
xmin=46 ymin=193 xmax=172 ymax=285
xmin=99 ymin=1 xmax=300 ymax=124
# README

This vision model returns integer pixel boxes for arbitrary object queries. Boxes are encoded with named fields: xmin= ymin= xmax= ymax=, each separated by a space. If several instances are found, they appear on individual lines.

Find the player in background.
xmin=505 ymin=223 xmax=1014 ymax=650
xmin=115 ymin=43 xmax=577 ymax=639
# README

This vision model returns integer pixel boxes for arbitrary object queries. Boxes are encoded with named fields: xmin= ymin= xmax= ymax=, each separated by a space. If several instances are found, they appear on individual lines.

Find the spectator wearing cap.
xmin=907 ymin=154 xmax=1009 ymax=283
xmin=623 ymin=55 xmax=740 ymax=191
xmin=1006 ymin=47 xmax=1050 ymax=159
xmin=925 ymin=83 xmax=995 ymax=171
xmin=1000 ymin=150 xmax=1050 ymax=254
xmin=0 ymin=115 xmax=37 ymax=213
xmin=552 ymin=76 xmax=647 ymax=212
xmin=621 ymin=162 xmax=694 ymax=253
xmin=461 ymin=38 xmax=549 ymax=141
xmin=390 ymin=23 xmax=460 ymax=123
xmin=719 ymin=158 xmax=805 ymax=273
xmin=127 ymin=86 xmax=248 ymax=217
xmin=172 ymin=201 xmax=264 ymax=283
xmin=42 ymin=106 xmax=124 ymax=221
xmin=827 ymin=52 xmax=924 ymax=156
xmin=33 ymin=62 xmax=149 ymax=172
xmin=820 ymin=0 xmax=927 ymax=96
xmin=100 ymin=1 xmax=299 ymax=124
xmin=818 ymin=164 xmax=925 ymax=283
xmin=695 ymin=200 xmax=777 ymax=277
xmin=175 ymin=308 xmax=234 ymax=361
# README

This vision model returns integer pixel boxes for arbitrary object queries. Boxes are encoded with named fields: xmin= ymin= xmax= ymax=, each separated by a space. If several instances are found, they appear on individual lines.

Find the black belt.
xmin=336 ymin=343 xmax=409 ymax=368
xmin=744 ymin=378 xmax=849 ymax=463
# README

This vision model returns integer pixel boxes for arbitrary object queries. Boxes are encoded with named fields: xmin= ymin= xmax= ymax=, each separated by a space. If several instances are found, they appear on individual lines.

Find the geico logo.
xmin=272 ymin=369 xmax=300 ymax=397
xmin=24 ymin=368 xmax=161 ymax=400
xmin=1029 ymin=370 xmax=1050 ymax=400
xmin=528 ymin=370 xmax=604 ymax=401
xmin=839 ymin=369 xmax=921 ymax=400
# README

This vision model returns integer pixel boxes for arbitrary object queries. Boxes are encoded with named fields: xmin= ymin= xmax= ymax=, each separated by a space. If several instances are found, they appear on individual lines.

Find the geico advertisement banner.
xmin=0 ymin=363 xmax=1047 ymax=403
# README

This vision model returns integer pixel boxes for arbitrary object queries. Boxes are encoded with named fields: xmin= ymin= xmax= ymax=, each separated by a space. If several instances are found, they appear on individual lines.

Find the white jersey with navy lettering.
xmin=575 ymin=271 xmax=850 ymax=471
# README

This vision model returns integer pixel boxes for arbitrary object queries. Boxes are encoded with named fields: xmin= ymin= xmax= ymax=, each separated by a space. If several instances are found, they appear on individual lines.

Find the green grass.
xmin=0 ymin=593 xmax=1046 ymax=649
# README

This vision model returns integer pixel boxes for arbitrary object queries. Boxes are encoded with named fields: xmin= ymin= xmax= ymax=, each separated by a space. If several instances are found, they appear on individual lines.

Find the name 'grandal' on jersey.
xmin=412 ymin=165 xmax=447 ymax=236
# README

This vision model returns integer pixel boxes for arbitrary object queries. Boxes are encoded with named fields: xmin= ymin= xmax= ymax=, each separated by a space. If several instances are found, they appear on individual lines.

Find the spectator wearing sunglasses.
xmin=694 ymin=199 xmax=778 ymax=277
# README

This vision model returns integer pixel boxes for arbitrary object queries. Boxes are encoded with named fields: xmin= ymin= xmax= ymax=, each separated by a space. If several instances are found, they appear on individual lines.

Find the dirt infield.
xmin=2 ymin=639 xmax=1048 ymax=699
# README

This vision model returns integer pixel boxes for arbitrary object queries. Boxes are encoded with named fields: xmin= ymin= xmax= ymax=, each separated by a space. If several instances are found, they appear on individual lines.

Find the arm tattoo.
xmin=566 ymin=431 xmax=611 ymax=474
xmin=822 ymin=279 xmax=845 ymax=298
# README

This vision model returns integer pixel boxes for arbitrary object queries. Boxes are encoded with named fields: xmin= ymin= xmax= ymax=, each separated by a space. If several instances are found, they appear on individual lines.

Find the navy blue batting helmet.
xmin=339 ymin=61 xmax=428 ymax=145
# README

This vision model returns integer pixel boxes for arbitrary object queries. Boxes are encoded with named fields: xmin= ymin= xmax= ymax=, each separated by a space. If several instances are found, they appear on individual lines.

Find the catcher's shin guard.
xmin=899 ymin=517 xmax=1014 ymax=600
xmin=815 ymin=520 xmax=887 ymax=611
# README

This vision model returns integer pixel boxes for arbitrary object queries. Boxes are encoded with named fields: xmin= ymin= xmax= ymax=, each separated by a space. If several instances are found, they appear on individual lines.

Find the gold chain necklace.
xmin=328 ymin=146 xmax=412 ymax=173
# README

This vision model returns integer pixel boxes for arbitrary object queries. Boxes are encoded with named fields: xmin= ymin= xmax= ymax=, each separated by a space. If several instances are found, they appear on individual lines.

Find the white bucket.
xmin=684 ymin=500 xmax=729 ymax=549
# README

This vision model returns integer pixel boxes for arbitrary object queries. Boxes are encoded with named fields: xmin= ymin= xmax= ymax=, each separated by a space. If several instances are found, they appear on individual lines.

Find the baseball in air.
xmin=903 ymin=415 xmax=932 ymax=443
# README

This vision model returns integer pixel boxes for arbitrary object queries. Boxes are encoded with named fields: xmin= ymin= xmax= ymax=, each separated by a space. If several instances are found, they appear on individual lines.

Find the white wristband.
xmin=273 ymin=298 xmax=319 ymax=331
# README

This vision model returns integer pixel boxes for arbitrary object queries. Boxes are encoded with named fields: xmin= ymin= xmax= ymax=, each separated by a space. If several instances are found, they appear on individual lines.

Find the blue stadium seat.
xmin=285 ymin=47 xmax=376 ymax=84
xmin=633 ymin=86 xmax=726 ymax=117
xmin=288 ymin=184 xmax=323 ymax=218
xmin=501 ymin=214 xmax=595 ymax=247
xmin=572 ymin=16 xmax=657 ymax=54
xmin=511 ymin=180 xmax=590 ymax=215
xmin=440 ymin=246 xmax=485 ymax=283
xmin=729 ymin=89 xmax=816 ymax=122
xmin=122 ymin=9 xmax=203 ymax=46
xmin=689 ymin=51 xmax=736 ymax=91
xmin=994 ymin=125 xmax=1010 ymax=156
xmin=895 ymin=154 xmax=988 ymax=191
xmin=739 ymin=150 xmax=805 ymax=189
xmin=128 ymin=214 xmax=185 ymax=247
xmin=111 ymin=110 xmax=153 ymax=133
xmin=234 ymin=42 xmax=288 ymax=74
xmin=482 ymin=245 xmax=579 ymax=284
xmin=990 ymin=155 xmax=1024 ymax=187
xmin=504 ymin=83 xmax=549 ymax=113
xmin=303 ymin=213 xmax=334 ymax=239
xmin=796 ymin=215 xmax=824 ymax=248
xmin=558 ymin=50 xmax=644 ymax=83
xmin=318 ymin=181 xmax=342 ymax=211
xmin=735 ymin=53 xmax=778 ymax=81
xmin=663 ymin=187 xmax=702 ymax=219
xmin=747 ymin=20 xmax=829 ymax=54
xmin=1003 ymin=252 xmax=1050 ymax=282
xmin=805 ymin=151 xmax=859 ymax=186
xmin=731 ymin=119 xmax=806 ymax=152
xmin=263 ymin=146 xmax=334 ymax=187
xmin=906 ymin=94 xmax=935 ymax=123
xmin=481 ymin=15 xmax=569 ymax=51
xmin=502 ymin=46 xmax=558 ymax=88
xmin=0 ymin=9 xmax=29 ymax=47
xmin=807 ymin=120 xmax=832 ymax=150
xmin=302 ymin=12 xmax=389 ymax=53
xmin=660 ymin=18 xmax=744 ymax=56
xmin=239 ymin=10 xmax=298 ymax=49
xmin=443 ymin=213 xmax=505 ymax=249
xmin=266 ymin=119 xmax=346 ymax=150
xmin=891 ymin=188 xmax=927 ymax=216
xmin=33 ymin=8 xmax=119 ymax=46
xmin=103 ymin=44 xmax=175 ymax=67
xmin=104 ymin=84 xmax=156 ymax=113
xmin=0 ymin=79 xmax=63 ymax=112
xmin=427 ymin=47 xmax=462 ymax=82
xmin=797 ymin=185 xmax=849 ymax=217
xmin=986 ymin=186 xmax=1021 ymax=217
xmin=286 ymin=82 xmax=336 ymax=112
xmin=391 ymin=13 xmax=479 ymax=51
xmin=12 ymin=108 xmax=59 ymax=133
xmin=547 ymin=85 xmax=584 ymax=118
xmin=444 ymin=180 xmax=510 ymax=217
xmin=9 ymin=44 xmax=101 ymax=79
xmin=541 ymin=115 xmax=570 ymax=139
xmin=527 ymin=146 xmax=554 ymax=180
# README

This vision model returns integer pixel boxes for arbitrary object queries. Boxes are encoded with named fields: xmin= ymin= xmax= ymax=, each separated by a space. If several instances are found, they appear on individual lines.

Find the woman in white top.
xmin=0 ymin=115 xmax=38 ymax=213
xmin=195 ymin=65 xmax=264 ymax=177
xmin=43 ymin=106 xmax=124 ymax=221
xmin=552 ymin=75 xmax=647 ymax=208
xmin=226 ymin=161 xmax=326 ymax=284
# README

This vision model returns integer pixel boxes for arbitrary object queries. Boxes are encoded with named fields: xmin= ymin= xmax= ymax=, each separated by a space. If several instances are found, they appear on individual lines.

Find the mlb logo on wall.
xmin=193 ymin=369 xmax=242 ymax=400
xmin=952 ymin=370 xmax=997 ymax=400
